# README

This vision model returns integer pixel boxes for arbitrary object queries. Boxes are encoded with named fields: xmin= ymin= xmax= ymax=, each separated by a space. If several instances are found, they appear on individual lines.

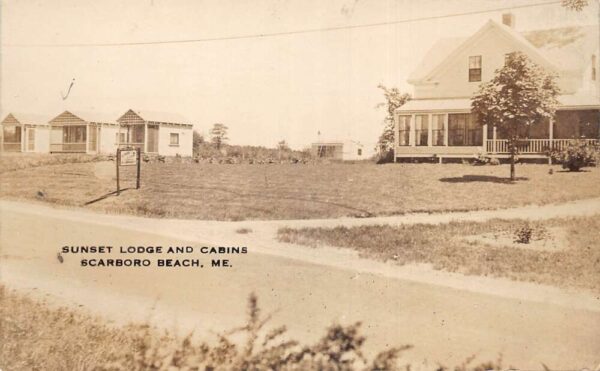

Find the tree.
xmin=192 ymin=130 xmax=204 ymax=154
xmin=277 ymin=140 xmax=290 ymax=151
xmin=472 ymin=52 xmax=559 ymax=181
xmin=376 ymin=84 xmax=411 ymax=156
xmin=210 ymin=123 xmax=229 ymax=150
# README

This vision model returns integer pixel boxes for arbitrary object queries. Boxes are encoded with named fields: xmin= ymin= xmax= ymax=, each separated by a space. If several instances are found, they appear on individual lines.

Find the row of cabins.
xmin=394 ymin=14 xmax=600 ymax=162
xmin=1 ymin=109 xmax=193 ymax=156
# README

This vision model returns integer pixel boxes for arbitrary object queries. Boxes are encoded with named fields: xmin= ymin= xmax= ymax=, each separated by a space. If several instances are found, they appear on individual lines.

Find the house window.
xmin=415 ymin=115 xmax=428 ymax=146
xmin=592 ymin=55 xmax=597 ymax=81
xmin=170 ymin=133 xmax=179 ymax=146
xmin=357 ymin=148 xmax=362 ymax=156
xmin=448 ymin=113 xmax=482 ymax=146
xmin=432 ymin=114 xmax=445 ymax=146
xmin=469 ymin=56 xmax=482 ymax=82
xmin=397 ymin=115 xmax=411 ymax=146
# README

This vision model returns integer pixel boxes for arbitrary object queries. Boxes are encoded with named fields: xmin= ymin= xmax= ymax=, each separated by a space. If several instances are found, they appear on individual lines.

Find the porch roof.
xmin=396 ymin=95 xmax=600 ymax=114
xmin=396 ymin=98 xmax=471 ymax=113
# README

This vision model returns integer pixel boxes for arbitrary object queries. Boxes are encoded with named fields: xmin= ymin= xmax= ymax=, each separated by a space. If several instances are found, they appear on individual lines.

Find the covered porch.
xmin=395 ymin=98 xmax=600 ymax=161
xmin=116 ymin=123 xmax=159 ymax=153
xmin=49 ymin=111 xmax=100 ymax=153
xmin=1 ymin=122 xmax=23 ymax=152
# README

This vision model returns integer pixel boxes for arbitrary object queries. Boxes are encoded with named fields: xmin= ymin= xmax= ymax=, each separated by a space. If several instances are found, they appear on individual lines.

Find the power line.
xmin=3 ymin=0 xmax=562 ymax=48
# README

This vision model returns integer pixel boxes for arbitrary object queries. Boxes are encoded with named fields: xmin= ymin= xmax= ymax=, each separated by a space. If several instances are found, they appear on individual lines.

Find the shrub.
xmin=548 ymin=139 xmax=599 ymax=171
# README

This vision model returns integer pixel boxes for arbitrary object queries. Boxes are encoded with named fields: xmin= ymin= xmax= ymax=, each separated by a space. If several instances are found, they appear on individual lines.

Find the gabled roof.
xmin=68 ymin=110 xmax=117 ymax=123
xmin=1 ymin=112 xmax=50 ymax=125
xmin=119 ymin=109 xmax=190 ymax=124
xmin=48 ymin=110 xmax=116 ymax=124
xmin=524 ymin=25 xmax=598 ymax=72
xmin=408 ymin=20 xmax=597 ymax=84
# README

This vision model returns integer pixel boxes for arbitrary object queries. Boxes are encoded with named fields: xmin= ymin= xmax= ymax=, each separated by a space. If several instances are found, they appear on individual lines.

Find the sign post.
xmin=116 ymin=148 xmax=141 ymax=195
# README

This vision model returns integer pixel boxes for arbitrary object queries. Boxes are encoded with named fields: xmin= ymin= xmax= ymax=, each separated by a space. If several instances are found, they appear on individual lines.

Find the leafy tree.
xmin=192 ymin=130 xmax=204 ymax=154
xmin=376 ymin=84 xmax=411 ymax=156
xmin=472 ymin=52 xmax=559 ymax=180
xmin=277 ymin=140 xmax=290 ymax=152
xmin=561 ymin=0 xmax=589 ymax=11
xmin=210 ymin=123 xmax=229 ymax=150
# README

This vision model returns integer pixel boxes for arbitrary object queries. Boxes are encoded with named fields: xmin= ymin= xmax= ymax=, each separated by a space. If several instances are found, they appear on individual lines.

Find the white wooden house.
xmin=116 ymin=109 xmax=193 ymax=157
xmin=1 ymin=113 xmax=50 ymax=153
xmin=395 ymin=14 xmax=599 ymax=162
xmin=311 ymin=139 xmax=376 ymax=160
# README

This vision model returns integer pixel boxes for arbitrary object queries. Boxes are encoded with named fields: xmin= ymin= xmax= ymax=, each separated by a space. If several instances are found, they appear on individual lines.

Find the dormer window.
xmin=469 ymin=56 xmax=482 ymax=82
xmin=592 ymin=54 xmax=597 ymax=81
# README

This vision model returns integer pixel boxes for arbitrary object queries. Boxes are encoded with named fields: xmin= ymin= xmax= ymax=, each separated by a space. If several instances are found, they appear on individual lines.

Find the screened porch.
xmin=116 ymin=123 xmax=159 ymax=153
xmin=2 ymin=124 xmax=22 ymax=152
xmin=395 ymin=108 xmax=599 ymax=158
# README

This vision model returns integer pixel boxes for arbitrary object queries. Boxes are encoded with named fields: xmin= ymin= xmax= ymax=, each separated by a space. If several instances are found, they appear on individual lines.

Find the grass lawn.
xmin=277 ymin=216 xmax=600 ymax=294
xmin=1 ymin=161 xmax=599 ymax=220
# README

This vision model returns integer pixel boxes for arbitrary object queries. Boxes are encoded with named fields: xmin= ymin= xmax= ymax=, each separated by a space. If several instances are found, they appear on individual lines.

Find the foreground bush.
xmin=548 ymin=140 xmax=599 ymax=171
xmin=0 ymin=287 xmax=504 ymax=371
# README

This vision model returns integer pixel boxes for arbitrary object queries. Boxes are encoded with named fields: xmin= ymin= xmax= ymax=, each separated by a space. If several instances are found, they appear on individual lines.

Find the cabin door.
xmin=26 ymin=128 xmax=35 ymax=151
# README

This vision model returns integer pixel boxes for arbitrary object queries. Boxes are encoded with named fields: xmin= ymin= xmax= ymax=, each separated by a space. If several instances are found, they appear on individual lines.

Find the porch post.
xmin=410 ymin=114 xmax=416 ymax=146
xmin=144 ymin=122 xmax=148 ymax=153
xmin=393 ymin=112 xmax=398 ymax=163
xmin=482 ymin=124 xmax=488 ymax=153
xmin=427 ymin=113 xmax=433 ymax=146
xmin=493 ymin=126 xmax=497 ymax=153
xmin=443 ymin=113 xmax=449 ymax=146
xmin=548 ymin=117 xmax=554 ymax=164
xmin=85 ymin=124 xmax=89 ymax=153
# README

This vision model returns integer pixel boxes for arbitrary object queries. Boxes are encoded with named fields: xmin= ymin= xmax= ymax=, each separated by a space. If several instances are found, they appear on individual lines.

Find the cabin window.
xmin=469 ymin=56 xmax=482 ymax=82
xmin=592 ymin=55 xmax=597 ymax=81
xmin=170 ymin=133 xmax=179 ymax=145
xmin=448 ymin=113 xmax=482 ymax=146
xmin=357 ymin=148 xmax=362 ymax=156
xmin=397 ymin=115 xmax=411 ymax=146
xmin=432 ymin=114 xmax=445 ymax=146
xmin=116 ymin=132 xmax=126 ymax=144
xmin=415 ymin=115 xmax=428 ymax=146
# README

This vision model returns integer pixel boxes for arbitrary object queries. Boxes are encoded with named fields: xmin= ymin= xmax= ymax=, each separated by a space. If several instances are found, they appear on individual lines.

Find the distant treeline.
xmin=194 ymin=131 xmax=310 ymax=161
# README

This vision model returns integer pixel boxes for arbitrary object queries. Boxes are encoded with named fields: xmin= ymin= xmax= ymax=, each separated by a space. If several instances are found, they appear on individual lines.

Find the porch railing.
xmin=2 ymin=142 xmax=22 ymax=152
xmin=486 ymin=139 xmax=599 ymax=154
xmin=50 ymin=143 xmax=87 ymax=152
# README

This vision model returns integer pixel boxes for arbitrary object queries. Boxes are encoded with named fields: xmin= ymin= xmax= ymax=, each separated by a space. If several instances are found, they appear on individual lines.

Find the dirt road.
xmin=1 ymin=201 xmax=599 ymax=368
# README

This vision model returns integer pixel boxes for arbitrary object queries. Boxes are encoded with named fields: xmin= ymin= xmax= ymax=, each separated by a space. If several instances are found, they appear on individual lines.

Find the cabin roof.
xmin=1 ymin=112 xmax=51 ymax=125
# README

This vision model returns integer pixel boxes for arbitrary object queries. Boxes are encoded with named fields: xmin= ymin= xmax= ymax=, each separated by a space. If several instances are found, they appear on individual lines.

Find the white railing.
xmin=486 ymin=139 xmax=599 ymax=154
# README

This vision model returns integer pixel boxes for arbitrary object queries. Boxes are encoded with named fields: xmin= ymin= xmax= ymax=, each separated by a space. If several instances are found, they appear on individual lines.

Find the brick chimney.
xmin=502 ymin=13 xmax=516 ymax=29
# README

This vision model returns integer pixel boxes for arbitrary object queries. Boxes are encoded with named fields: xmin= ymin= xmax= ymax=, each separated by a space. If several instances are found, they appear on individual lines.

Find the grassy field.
xmin=277 ymin=216 xmax=600 ymax=293
xmin=1 ymin=161 xmax=599 ymax=220
xmin=0 ymin=153 xmax=106 ymax=172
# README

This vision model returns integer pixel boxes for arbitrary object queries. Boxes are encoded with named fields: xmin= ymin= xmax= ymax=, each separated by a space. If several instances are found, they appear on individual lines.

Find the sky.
xmin=1 ymin=0 xmax=598 ymax=149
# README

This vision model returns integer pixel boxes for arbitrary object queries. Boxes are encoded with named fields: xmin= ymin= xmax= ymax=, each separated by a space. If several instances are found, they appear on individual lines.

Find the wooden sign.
xmin=116 ymin=148 xmax=141 ymax=195
xmin=119 ymin=149 xmax=137 ymax=166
